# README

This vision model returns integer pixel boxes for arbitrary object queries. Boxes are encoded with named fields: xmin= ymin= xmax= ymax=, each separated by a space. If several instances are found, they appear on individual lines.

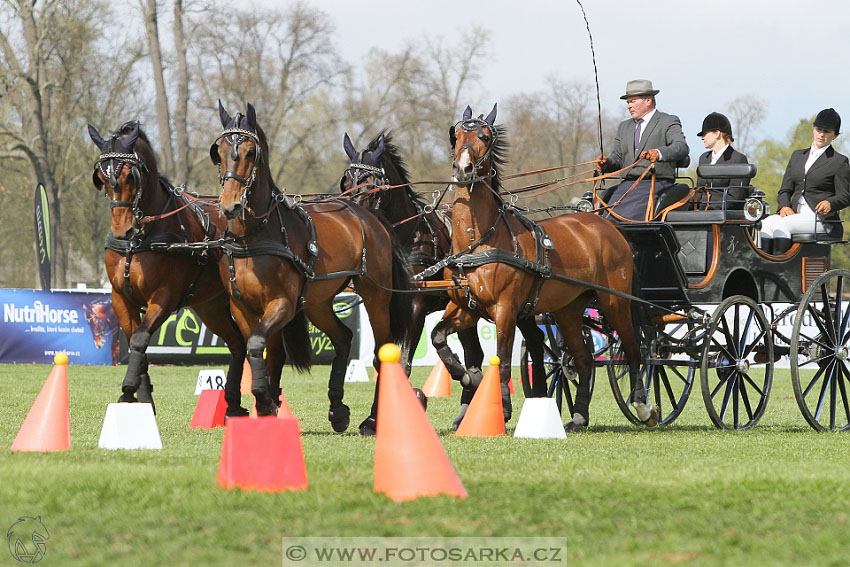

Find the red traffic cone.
xmin=217 ymin=416 xmax=307 ymax=492
xmin=190 ymin=389 xmax=228 ymax=429
xmin=455 ymin=356 xmax=507 ymax=437
xmin=11 ymin=353 xmax=71 ymax=452
xmin=422 ymin=359 xmax=451 ymax=397
xmin=374 ymin=344 xmax=467 ymax=502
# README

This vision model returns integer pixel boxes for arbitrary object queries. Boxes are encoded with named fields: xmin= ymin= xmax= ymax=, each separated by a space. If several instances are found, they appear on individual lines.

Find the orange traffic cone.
xmin=11 ymin=353 xmax=71 ymax=452
xmin=374 ymin=344 xmax=467 ymax=501
xmin=508 ymin=374 xmax=515 ymax=395
xmin=455 ymin=356 xmax=507 ymax=437
xmin=422 ymin=359 xmax=451 ymax=397
xmin=240 ymin=359 xmax=251 ymax=395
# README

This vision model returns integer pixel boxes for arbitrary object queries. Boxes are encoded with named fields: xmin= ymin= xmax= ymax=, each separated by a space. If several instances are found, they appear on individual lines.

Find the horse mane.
xmin=113 ymin=121 xmax=173 ymax=188
xmin=366 ymin=129 xmax=425 ymax=206
xmin=488 ymin=123 xmax=509 ymax=197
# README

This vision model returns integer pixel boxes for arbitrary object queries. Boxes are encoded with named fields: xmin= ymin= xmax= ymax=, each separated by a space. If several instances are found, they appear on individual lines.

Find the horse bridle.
xmin=211 ymin=126 xmax=262 ymax=204
xmin=342 ymin=161 xmax=388 ymax=204
xmin=93 ymin=139 xmax=149 ymax=219
xmin=452 ymin=117 xmax=498 ymax=177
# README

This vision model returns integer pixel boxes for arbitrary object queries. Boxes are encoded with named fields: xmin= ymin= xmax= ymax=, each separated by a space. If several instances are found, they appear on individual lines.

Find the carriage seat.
xmin=791 ymin=231 xmax=845 ymax=244
xmin=697 ymin=163 xmax=758 ymax=182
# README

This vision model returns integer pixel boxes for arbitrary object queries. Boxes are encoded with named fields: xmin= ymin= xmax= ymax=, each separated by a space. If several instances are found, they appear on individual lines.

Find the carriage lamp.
xmin=576 ymin=191 xmax=594 ymax=213
xmin=744 ymin=190 xmax=766 ymax=222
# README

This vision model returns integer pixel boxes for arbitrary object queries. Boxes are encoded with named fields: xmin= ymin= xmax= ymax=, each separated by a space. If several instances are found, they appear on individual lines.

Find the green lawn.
xmin=1 ymin=362 xmax=849 ymax=566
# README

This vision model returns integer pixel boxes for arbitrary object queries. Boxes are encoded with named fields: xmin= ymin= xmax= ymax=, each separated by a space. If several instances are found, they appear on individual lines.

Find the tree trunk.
xmin=172 ymin=0 xmax=189 ymax=186
xmin=141 ymin=0 xmax=175 ymax=176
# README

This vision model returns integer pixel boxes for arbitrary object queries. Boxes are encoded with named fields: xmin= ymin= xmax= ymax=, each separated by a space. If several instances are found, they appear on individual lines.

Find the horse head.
xmin=449 ymin=103 xmax=500 ymax=187
xmin=88 ymin=121 xmax=153 ymax=239
xmin=340 ymin=131 xmax=388 ymax=208
xmin=211 ymin=100 xmax=265 ymax=220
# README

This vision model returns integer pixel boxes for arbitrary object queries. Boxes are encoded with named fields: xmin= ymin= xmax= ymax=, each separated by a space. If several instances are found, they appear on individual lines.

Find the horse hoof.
xmin=358 ymin=417 xmax=376 ymax=437
xmin=564 ymin=420 xmax=587 ymax=434
xmin=451 ymin=404 xmax=469 ymax=431
xmin=460 ymin=367 xmax=483 ymax=389
xmin=118 ymin=393 xmax=137 ymax=403
xmin=329 ymin=405 xmax=350 ymax=433
xmin=137 ymin=389 xmax=155 ymax=415
xmin=412 ymin=388 xmax=428 ymax=412
xmin=225 ymin=406 xmax=249 ymax=418
xmin=643 ymin=405 xmax=660 ymax=428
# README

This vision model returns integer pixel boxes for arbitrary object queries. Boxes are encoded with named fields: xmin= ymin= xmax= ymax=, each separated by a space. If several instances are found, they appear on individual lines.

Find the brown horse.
xmin=212 ymin=102 xmax=411 ymax=435
xmin=430 ymin=104 xmax=655 ymax=431
xmin=340 ymin=130 xmax=550 ymax=428
xmin=87 ymin=121 xmax=253 ymax=416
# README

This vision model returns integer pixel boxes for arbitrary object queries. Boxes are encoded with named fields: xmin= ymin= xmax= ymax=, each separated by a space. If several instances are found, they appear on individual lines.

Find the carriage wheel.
xmin=519 ymin=319 xmax=595 ymax=416
xmin=607 ymin=318 xmax=697 ymax=426
xmin=791 ymin=269 xmax=850 ymax=432
xmin=700 ymin=295 xmax=773 ymax=430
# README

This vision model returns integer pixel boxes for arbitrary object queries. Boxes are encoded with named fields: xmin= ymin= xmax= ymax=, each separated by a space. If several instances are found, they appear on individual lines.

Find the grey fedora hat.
xmin=620 ymin=79 xmax=660 ymax=100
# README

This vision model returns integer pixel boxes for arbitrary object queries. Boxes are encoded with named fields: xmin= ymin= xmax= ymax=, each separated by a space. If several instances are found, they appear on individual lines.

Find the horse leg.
xmin=517 ymin=317 xmax=546 ymax=397
xmin=265 ymin=331 xmax=285 ymax=408
xmin=247 ymin=299 xmax=298 ymax=417
xmin=492 ymin=310 xmax=521 ymax=423
xmin=192 ymin=297 xmax=248 ymax=417
xmin=604 ymin=298 xmax=657 ymax=426
xmin=400 ymin=296 xmax=429 ymax=376
xmin=431 ymin=301 xmax=481 ymax=387
xmin=304 ymin=303 xmax=353 ymax=433
xmin=117 ymin=294 xmax=177 ymax=413
xmin=553 ymin=301 xmax=594 ymax=432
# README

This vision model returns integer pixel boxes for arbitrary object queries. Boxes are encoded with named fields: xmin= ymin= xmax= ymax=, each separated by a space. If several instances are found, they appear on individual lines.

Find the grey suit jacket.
xmin=602 ymin=110 xmax=689 ymax=181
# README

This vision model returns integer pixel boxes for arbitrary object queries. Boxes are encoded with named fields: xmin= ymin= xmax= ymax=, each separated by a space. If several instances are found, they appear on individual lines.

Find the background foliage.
xmin=0 ymin=0 xmax=843 ymax=288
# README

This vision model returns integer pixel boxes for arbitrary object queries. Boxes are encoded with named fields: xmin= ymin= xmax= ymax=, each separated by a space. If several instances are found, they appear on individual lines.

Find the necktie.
xmin=634 ymin=118 xmax=643 ymax=150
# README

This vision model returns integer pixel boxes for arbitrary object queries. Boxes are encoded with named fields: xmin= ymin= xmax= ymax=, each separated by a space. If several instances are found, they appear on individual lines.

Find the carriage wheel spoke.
xmin=710 ymin=334 xmax=738 ymax=363
xmin=804 ymin=363 xmax=828 ymax=399
xmin=719 ymin=315 xmax=739 ymax=359
xmin=738 ymin=308 xmax=756 ymax=355
xmin=838 ymin=363 xmax=850 ymax=426
xmin=834 ymin=277 xmax=844 ymax=334
xmin=740 ymin=371 xmax=765 ymax=397
xmin=819 ymin=284 xmax=837 ymax=343
xmin=813 ymin=361 xmax=835 ymax=422
xmin=808 ymin=301 xmax=836 ymax=346
xmin=741 ymin=327 xmax=767 ymax=359
xmin=738 ymin=373 xmax=755 ymax=422
xmin=718 ymin=373 xmax=736 ymax=423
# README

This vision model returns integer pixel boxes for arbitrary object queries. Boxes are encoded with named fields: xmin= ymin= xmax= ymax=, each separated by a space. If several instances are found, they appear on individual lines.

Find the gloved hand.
xmin=639 ymin=149 xmax=660 ymax=163
xmin=595 ymin=155 xmax=608 ymax=170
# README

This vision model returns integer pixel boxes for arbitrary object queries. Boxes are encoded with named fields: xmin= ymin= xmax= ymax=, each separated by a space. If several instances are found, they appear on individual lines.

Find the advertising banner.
xmin=0 ymin=289 xmax=120 ymax=365
xmin=143 ymin=294 xmax=361 ymax=365
xmin=33 ymin=183 xmax=51 ymax=290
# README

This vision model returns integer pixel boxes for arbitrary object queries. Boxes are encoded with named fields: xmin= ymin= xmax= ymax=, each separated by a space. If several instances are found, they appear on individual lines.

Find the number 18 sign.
xmin=195 ymin=369 xmax=227 ymax=394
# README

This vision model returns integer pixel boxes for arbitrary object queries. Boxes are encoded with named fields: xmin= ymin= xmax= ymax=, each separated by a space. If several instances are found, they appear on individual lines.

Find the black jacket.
xmin=778 ymin=145 xmax=850 ymax=236
xmin=696 ymin=146 xmax=751 ymax=209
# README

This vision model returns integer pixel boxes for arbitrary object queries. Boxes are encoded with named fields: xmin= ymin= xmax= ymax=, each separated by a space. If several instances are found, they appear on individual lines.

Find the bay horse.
xmin=340 ymin=130 xmax=549 ymax=428
xmin=211 ymin=102 xmax=411 ymax=435
xmin=87 ymin=121 xmax=261 ymax=417
xmin=430 ymin=104 xmax=655 ymax=431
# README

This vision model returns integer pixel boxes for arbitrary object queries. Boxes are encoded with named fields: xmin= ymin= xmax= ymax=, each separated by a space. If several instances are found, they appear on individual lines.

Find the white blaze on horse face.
xmin=455 ymin=148 xmax=473 ymax=179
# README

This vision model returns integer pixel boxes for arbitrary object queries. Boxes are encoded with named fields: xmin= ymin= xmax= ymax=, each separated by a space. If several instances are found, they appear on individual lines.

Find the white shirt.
xmin=635 ymin=109 xmax=657 ymax=144
xmin=710 ymin=144 xmax=730 ymax=164
xmin=804 ymin=144 xmax=829 ymax=174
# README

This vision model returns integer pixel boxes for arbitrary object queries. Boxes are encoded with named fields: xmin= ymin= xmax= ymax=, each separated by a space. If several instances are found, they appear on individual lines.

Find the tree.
xmin=727 ymin=94 xmax=767 ymax=157
xmin=0 ymin=0 xmax=145 ymax=287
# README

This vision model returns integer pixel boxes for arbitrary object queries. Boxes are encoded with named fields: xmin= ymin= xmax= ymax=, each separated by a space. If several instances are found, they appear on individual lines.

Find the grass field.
xmin=1 ymin=362 xmax=849 ymax=566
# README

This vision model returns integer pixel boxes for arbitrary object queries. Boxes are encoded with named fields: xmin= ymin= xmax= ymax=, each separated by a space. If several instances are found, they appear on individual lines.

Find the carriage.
xmin=518 ymin=162 xmax=850 ymax=432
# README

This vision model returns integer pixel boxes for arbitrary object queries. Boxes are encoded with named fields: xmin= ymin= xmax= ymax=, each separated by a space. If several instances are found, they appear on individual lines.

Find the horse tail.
xmin=282 ymin=310 xmax=313 ymax=372
xmin=389 ymin=238 xmax=413 ymax=345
